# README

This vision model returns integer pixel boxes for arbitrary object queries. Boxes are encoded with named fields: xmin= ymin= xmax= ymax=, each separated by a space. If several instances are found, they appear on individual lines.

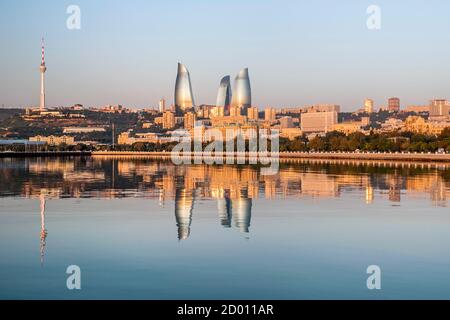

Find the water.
xmin=0 ymin=157 xmax=449 ymax=299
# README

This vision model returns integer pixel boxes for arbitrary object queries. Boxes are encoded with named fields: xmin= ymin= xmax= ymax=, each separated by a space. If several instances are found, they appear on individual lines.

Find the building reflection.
xmin=0 ymin=157 xmax=449 ymax=241
xmin=175 ymin=187 xmax=195 ymax=241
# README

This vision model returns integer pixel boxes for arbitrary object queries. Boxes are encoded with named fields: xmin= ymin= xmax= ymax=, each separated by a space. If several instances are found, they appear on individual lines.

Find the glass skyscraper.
xmin=216 ymin=76 xmax=232 ymax=108
xmin=231 ymin=68 xmax=251 ymax=110
xmin=174 ymin=63 xmax=195 ymax=110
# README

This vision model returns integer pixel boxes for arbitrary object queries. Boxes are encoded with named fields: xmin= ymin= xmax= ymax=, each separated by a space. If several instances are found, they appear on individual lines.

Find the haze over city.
xmin=1 ymin=0 xmax=449 ymax=110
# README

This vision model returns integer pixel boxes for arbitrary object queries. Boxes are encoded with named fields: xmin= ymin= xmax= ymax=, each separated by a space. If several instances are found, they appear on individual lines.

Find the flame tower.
xmin=39 ymin=38 xmax=47 ymax=111
xmin=174 ymin=63 xmax=195 ymax=111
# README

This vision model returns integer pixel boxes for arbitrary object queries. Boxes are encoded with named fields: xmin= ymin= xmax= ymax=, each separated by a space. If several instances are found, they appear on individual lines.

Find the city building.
xmin=159 ymin=98 xmax=166 ymax=113
xmin=29 ymin=135 xmax=75 ymax=146
xmin=231 ymin=68 xmax=251 ymax=113
xmin=380 ymin=118 xmax=404 ymax=132
xmin=163 ymin=111 xmax=176 ymax=129
xmin=303 ymin=104 xmax=341 ymax=113
xmin=211 ymin=106 xmax=225 ymax=118
xmin=404 ymin=116 xmax=449 ymax=135
xmin=405 ymin=105 xmax=430 ymax=113
xmin=280 ymin=128 xmax=303 ymax=140
xmin=117 ymin=132 xmax=175 ymax=145
xmin=279 ymin=116 xmax=294 ymax=129
xmin=174 ymin=63 xmax=195 ymax=110
xmin=265 ymin=107 xmax=276 ymax=122
xmin=364 ymin=99 xmax=374 ymax=113
xmin=229 ymin=105 xmax=241 ymax=117
xmin=388 ymin=97 xmax=401 ymax=112
xmin=184 ymin=111 xmax=197 ymax=130
xmin=63 ymin=127 xmax=106 ymax=134
xmin=100 ymin=105 xmax=129 ymax=113
xmin=216 ymin=76 xmax=232 ymax=109
xmin=211 ymin=115 xmax=248 ymax=127
xmin=332 ymin=117 xmax=370 ymax=135
xmin=247 ymin=107 xmax=259 ymax=121
xmin=301 ymin=111 xmax=338 ymax=133
xmin=429 ymin=99 xmax=449 ymax=119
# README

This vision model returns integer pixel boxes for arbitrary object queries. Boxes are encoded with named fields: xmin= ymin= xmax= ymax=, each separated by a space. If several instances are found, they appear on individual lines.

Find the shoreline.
xmin=1 ymin=151 xmax=450 ymax=163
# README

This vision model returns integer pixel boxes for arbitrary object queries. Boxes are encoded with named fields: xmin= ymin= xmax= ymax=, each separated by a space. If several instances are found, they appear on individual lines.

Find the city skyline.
xmin=0 ymin=1 xmax=449 ymax=110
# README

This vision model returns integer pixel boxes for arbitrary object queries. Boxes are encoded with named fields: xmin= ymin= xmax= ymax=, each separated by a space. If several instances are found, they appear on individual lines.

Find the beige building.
xmin=63 ymin=127 xmax=106 ymax=134
xmin=280 ymin=128 xmax=303 ymax=140
xmin=301 ymin=111 xmax=338 ymax=133
xmin=211 ymin=115 xmax=248 ymax=127
xmin=163 ymin=111 xmax=176 ymax=129
xmin=404 ymin=116 xmax=449 ymax=135
xmin=184 ymin=112 xmax=197 ymax=130
xmin=332 ymin=117 xmax=369 ymax=135
xmin=405 ymin=105 xmax=430 ymax=113
xmin=29 ymin=135 xmax=75 ymax=146
xmin=429 ymin=99 xmax=449 ymax=119
xmin=118 ymin=132 xmax=160 ymax=145
xmin=210 ymin=106 xmax=225 ymax=118
xmin=247 ymin=107 xmax=259 ymax=121
xmin=332 ymin=122 xmax=362 ymax=135
xmin=265 ymin=107 xmax=276 ymax=122
xmin=229 ymin=105 xmax=241 ymax=117
xmin=364 ymin=99 xmax=374 ymax=113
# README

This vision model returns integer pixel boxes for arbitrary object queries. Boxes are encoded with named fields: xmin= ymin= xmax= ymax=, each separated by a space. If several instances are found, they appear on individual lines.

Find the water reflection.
xmin=0 ymin=157 xmax=449 ymax=244
xmin=39 ymin=194 xmax=47 ymax=266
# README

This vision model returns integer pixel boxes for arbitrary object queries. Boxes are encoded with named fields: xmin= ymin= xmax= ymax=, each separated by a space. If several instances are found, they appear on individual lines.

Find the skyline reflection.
xmin=0 ymin=157 xmax=449 ymax=244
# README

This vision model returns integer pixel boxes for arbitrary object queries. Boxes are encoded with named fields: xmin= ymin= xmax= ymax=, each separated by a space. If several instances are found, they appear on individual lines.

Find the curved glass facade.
xmin=174 ymin=63 xmax=195 ymax=110
xmin=231 ymin=68 xmax=251 ymax=109
xmin=215 ymin=76 xmax=232 ymax=108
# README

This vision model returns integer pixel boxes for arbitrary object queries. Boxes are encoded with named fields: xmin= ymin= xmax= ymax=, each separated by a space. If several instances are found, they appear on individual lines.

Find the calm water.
xmin=0 ymin=156 xmax=449 ymax=300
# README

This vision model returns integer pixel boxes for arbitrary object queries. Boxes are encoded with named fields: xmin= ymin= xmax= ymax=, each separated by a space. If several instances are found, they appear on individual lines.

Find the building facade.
xmin=231 ymin=68 xmax=251 ymax=112
xmin=216 ymin=76 xmax=232 ymax=109
xmin=388 ymin=97 xmax=400 ymax=112
xmin=174 ymin=63 xmax=195 ymax=110
xmin=301 ymin=111 xmax=338 ymax=133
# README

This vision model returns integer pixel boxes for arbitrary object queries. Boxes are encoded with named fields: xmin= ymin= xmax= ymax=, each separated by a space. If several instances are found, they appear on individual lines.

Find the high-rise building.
xmin=184 ymin=111 xmax=196 ymax=130
xmin=265 ymin=107 xmax=276 ymax=122
xmin=429 ymin=99 xmax=449 ymax=117
xmin=388 ymin=97 xmax=400 ymax=112
xmin=216 ymin=76 xmax=232 ymax=109
xmin=163 ymin=111 xmax=175 ymax=129
xmin=247 ymin=107 xmax=259 ymax=121
xmin=211 ymin=106 xmax=225 ymax=118
xmin=174 ymin=63 xmax=195 ymax=110
xmin=230 ymin=105 xmax=241 ymax=117
xmin=364 ymin=99 xmax=374 ymax=113
xmin=39 ymin=38 xmax=47 ymax=111
xmin=231 ymin=68 xmax=251 ymax=113
xmin=159 ymin=98 xmax=166 ymax=113
xmin=301 ymin=111 xmax=338 ymax=133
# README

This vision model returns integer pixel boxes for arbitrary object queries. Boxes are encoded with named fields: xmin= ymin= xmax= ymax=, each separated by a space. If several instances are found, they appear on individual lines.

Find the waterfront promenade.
xmin=92 ymin=151 xmax=450 ymax=162
xmin=1 ymin=151 xmax=450 ymax=163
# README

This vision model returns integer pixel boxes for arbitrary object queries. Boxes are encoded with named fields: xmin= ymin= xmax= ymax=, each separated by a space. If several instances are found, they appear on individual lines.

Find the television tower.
xmin=39 ymin=38 xmax=47 ymax=111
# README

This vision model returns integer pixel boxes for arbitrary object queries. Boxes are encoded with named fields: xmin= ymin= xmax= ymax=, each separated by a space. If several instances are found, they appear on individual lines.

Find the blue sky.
xmin=0 ymin=0 xmax=449 ymax=110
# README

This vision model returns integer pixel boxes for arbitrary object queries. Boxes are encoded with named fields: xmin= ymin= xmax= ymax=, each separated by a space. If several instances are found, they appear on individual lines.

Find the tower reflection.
xmin=174 ymin=188 xmax=195 ymax=241
xmin=217 ymin=192 xmax=232 ymax=228
xmin=216 ymin=187 xmax=253 ymax=234
xmin=39 ymin=194 xmax=47 ymax=266
xmin=231 ymin=187 xmax=252 ymax=234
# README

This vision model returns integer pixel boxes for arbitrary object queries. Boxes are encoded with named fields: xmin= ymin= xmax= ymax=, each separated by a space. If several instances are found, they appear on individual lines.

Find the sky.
xmin=0 ymin=0 xmax=449 ymax=111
